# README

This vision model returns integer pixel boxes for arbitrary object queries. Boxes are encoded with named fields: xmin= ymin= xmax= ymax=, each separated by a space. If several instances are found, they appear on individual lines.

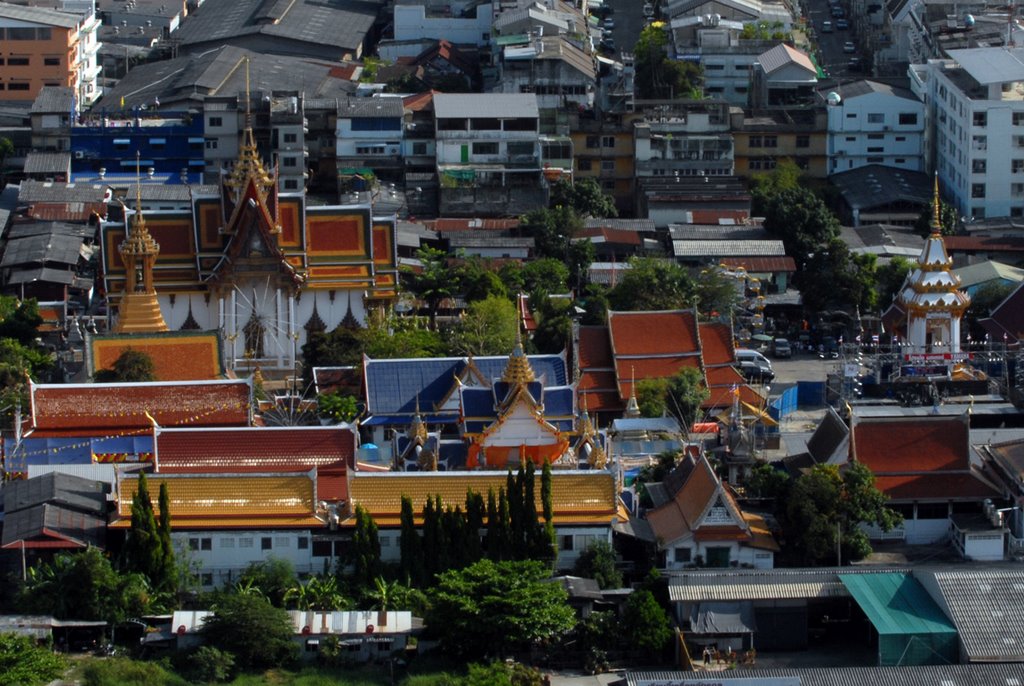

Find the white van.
xmin=735 ymin=348 xmax=773 ymax=370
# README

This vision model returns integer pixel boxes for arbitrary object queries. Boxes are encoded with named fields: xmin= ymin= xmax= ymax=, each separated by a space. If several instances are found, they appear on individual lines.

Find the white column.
xmin=276 ymin=288 xmax=284 ymax=368
xmin=288 ymin=293 xmax=297 ymax=369
xmin=230 ymin=289 xmax=237 ymax=368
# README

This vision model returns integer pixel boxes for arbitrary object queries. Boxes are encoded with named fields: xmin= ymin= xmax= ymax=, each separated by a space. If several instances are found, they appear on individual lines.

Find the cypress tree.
xmin=125 ymin=472 xmax=162 ymax=585
xmin=538 ymin=460 xmax=557 ymax=564
xmin=351 ymin=505 xmax=381 ymax=589
xmin=156 ymin=482 xmax=176 ymax=593
xmin=485 ymin=488 xmax=500 ymax=560
xmin=434 ymin=495 xmax=450 ymax=572
xmin=399 ymin=495 xmax=423 ymax=586
xmin=465 ymin=490 xmax=485 ymax=564
xmin=422 ymin=496 xmax=439 ymax=578
xmin=444 ymin=505 xmax=466 ymax=569
xmin=497 ymin=488 xmax=513 ymax=561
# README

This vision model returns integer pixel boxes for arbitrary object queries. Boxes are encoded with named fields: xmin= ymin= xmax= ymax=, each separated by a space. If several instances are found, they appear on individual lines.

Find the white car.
xmin=843 ymin=41 xmax=856 ymax=53
xmin=603 ymin=17 xmax=615 ymax=28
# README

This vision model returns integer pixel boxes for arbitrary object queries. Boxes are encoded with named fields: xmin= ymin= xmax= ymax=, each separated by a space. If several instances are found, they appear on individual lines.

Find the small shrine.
xmin=114 ymin=157 xmax=168 ymax=334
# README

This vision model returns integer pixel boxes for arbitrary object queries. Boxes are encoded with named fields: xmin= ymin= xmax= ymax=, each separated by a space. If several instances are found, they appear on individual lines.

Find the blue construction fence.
xmin=767 ymin=381 xmax=826 ymax=428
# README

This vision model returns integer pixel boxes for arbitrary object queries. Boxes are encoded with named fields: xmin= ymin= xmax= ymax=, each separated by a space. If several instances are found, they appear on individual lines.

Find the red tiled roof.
xmin=579 ymin=370 xmax=618 ymax=392
xmin=699 ymin=322 xmax=735 ymax=366
xmin=690 ymin=209 xmax=750 ymax=224
xmin=578 ymin=390 xmax=623 ymax=412
xmin=944 ymin=236 xmax=1024 ymax=253
xmin=577 ymin=227 xmax=642 ymax=246
xmin=852 ymin=417 xmax=969 ymax=472
xmin=874 ymin=473 xmax=1000 ymax=501
xmin=608 ymin=310 xmax=699 ymax=356
xmin=402 ymin=90 xmax=438 ymax=112
xmin=29 ymin=380 xmax=251 ymax=433
xmin=154 ymin=427 xmax=354 ymax=473
xmin=427 ymin=218 xmax=521 ymax=231
xmin=578 ymin=326 xmax=614 ymax=368
xmin=720 ymin=256 xmax=798 ymax=273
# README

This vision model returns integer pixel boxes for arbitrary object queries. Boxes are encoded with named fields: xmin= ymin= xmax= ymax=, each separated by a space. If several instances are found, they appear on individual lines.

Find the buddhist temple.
xmin=897 ymin=176 xmax=971 ymax=355
xmin=99 ymin=61 xmax=399 ymax=373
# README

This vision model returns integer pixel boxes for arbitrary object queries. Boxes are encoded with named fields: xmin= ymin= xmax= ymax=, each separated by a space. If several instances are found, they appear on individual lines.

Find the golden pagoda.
xmin=502 ymin=328 xmax=536 ymax=384
xmin=896 ymin=175 xmax=969 ymax=353
xmin=114 ymin=155 xmax=168 ymax=334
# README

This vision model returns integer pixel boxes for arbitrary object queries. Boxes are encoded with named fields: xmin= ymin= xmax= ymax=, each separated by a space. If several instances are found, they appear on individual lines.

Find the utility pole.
xmin=836 ymin=521 xmax=842 ymax=566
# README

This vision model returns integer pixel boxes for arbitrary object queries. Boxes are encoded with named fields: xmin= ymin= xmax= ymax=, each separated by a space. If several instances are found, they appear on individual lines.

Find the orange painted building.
xmin=0 ymin=3 xmax=102 ymax=106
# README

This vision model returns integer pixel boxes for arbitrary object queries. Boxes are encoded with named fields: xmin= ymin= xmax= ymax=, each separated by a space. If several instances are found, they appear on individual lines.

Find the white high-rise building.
xmin=912 ymin=48 xmax=1024 ymax=220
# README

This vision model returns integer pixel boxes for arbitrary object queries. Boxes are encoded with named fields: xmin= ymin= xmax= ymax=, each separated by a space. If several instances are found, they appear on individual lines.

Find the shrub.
xmin=172 ymin=646 xmax=234 ymax=683
xmin=81 ymin=658 xmax=186 ymax=686
xmin=0 ymin=633 xmax=66 ymax=686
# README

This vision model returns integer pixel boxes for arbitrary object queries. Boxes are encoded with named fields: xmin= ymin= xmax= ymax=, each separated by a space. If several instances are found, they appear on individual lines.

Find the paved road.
xmin=805 ymin=0 xmax=865 ymax=79
xmin=604 ymin=0 xmax=646 ymax=59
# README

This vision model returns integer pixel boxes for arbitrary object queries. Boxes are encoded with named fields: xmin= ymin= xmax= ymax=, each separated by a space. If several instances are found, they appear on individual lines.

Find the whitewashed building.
xmin=825 ymin=79 xmax=925 ymax=175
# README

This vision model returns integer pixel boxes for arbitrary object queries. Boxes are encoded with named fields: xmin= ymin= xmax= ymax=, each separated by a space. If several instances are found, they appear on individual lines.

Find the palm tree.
xmin=284 ymin=575 xmax=346 ymax=611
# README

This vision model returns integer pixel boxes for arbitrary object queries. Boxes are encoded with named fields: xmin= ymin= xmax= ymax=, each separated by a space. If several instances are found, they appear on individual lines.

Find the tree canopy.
xmin=550 ymin=178 xmax=617 ymax=218
xmin=608 ymin=257 xmax=695 ymax=311
xmin=426 ymin=559 xmax=575 ymax=659
xmin=784 ymin=462 xmax=901 ymax=564
xmin=452 ymin=295 xmax=519 ymax=356
xmin=200 ymin=593 xmax=297 ymax=672
xmin=635 ymin=367 xmax=708 ymax=427
xmin=94 ymin=348 xmax=157 ymax=382
xmin=634 ymin=23 xmax=702 ymax=99
xmin=0 ymin=632 xmax=66 ymax=686
xmin=572 ymin=540 xmax=622 ymax=590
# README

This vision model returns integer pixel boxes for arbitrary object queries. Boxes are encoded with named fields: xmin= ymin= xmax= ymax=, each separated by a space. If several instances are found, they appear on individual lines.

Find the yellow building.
xmin=730 ymin=108 xmax=829 ymax=179
xmin=0 ymin=4 xmax=102 ymax=106
xmin=569 ymin=111 xmax=636 ymax=215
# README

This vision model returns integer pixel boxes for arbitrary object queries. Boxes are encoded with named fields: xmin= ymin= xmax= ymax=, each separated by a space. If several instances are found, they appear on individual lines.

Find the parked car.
xmin=772 ymin=338 xmax=792 ymax=359
xmin=643 ymin=3 xmax=655 ymax=16
xmin=821 ymin=19 xmax=833 ymax=32
xmin=820 ymin=336 xmax=840 ymax=358
xmin=600 ymin=38 xmax=616 ymax=52
xmin=831 ymin=5 xmax=845 ymax=16
xmin=843 ymin=41 xmax=856 ymax=53
xmin=738 ymin=360 xmax=775 ymax=383
xmin=603 ymin=17 xmax=615 ymax=28
xmin=847 ymin=56 xmax=863 ymax=71
xmin=836 ymin=18 xmax=849 ymax=29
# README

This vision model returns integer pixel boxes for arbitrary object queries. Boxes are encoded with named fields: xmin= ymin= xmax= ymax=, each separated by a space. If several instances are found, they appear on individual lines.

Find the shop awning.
xmin=688 ymin=601 xmax=757 ymax=634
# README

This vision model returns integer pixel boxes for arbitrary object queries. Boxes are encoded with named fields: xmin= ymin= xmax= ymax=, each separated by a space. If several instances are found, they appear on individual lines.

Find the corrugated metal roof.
xmin=0 ymin=4 xmax=81 ymax=28
xmin=23 ymin=152 xmax=71 ymax=175
xmin=839 ymin=573 xmax=956 ymax=636
xmin=671 ymin=239 xmax=786 ymax=258
xmin=667 ymin=567 xmax=906 ymax=602
xmin=30 ymin=86 xmax=74 ymax=114
xmin=627 ymin=664 xmax=1024 ymax=686
xmin=948 ymin=47 xmax=1024 ymax=85
xmin=921 ymin=569 xmax=1024 ymax=662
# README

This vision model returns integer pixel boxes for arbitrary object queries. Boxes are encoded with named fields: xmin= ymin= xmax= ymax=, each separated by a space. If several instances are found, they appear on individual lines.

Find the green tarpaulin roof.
xmin=839 ymin=573 xmax=957 ymax=636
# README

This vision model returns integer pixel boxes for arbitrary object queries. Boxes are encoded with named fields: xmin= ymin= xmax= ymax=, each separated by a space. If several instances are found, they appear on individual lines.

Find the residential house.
xmin=645 ymin=453 xmax=778 ymax=570
xmin=433 ymin=93 xmax=547 ymax=216
xmin=670 ymin=222 xmax=795 ymax=292
xmin=823 ymin=80 xmax=925 ymax=176
xmin=0 ymin=220 xmax=94 ymax=301
xmin=943 ymin=234 xmax=1024 ymax=268
xmin=849 ymin=413 xmax=1002 ymax=545
xmin=392 ymin=0 xmax=493 ymax=46
xmin=977 ymin=439 xmax=1024 ymax=552
xmin=749 ymin=43 xmax=819 ymax=108
xmin=669 ymin=21 xmax=768 ymax=107
xmin=494 ymin=34 xmax=597 ymax=111
xmin=335 ymin=97 xmax=405 ymax=184
xmin=731 ymin=109 xmax=828 ymax=178
xmin=570 ymin=111 xmax=636 ymax=214
xmin=29 ymin=86 xmax=72 ymax=154
xmin=665 ymin=0 xmax=793 ymax=29
xmin=910 ymin=48 xmax=1024 ymax=220
xmin=0 ymin=2 xmax=102 ymax=107
xmin=951 ymin=260 xmax=1024 ymax=297
xmin=172 ymin=0 xmax=379 ymax=60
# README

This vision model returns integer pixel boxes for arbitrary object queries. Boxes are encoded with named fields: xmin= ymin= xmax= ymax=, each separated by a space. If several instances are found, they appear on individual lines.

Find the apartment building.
xmin=824 ymin=80 xmax=925 ymax=175
xmin=0 ymin=2 xmax=102 ymax=107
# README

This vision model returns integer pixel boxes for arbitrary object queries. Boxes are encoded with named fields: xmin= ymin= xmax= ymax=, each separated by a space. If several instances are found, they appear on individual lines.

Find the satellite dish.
xmin=964 ymin=13 xmax=975 ymax=27
xmin=827 ymin=91 xmax=842 ymax=106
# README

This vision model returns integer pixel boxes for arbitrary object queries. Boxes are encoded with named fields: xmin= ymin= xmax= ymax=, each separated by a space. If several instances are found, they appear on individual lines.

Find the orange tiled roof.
xmin=578 ymin=326 xmax=614 ymax=368
xmin=29 ymin=380 xmax=251 ymax=433
xmin=112 ymin=474 xmax=317 ymax=528
xmin=91 ymin=332 xmax=223 ymax=381
xmin=154 ymin=426 xmax=354 ymax=474
xmin=699 ymin=323 xmax=735 ymax=366
xmin=609 ymin=310 xmax=699 ymax=356
xmin=647 ymin=457 xmax=720 ymax=544
xmin=348 ymin=471 xmax=617 ymax=526
xmin=720 ymin=256 xmax=797 ymax=273
xmin=873 ymin=473 xmax=1000 ymax=501
xmin=852 ymin=417 xmax=969 ymax=472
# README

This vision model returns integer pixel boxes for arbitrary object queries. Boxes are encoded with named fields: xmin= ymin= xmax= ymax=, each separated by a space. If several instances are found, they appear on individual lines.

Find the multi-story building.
xmin=731 ymin=107 xmax=828 ymax=178
xmin=433 ymin=92 xmax=547 ymax=216
xmin=393 ymin=0 xmax=493 ymax=46
xmin=0 ymin=2 xmax=102 ymax=107
xmin=494 ymin=35 xmax=597 ymax=111
xmin=570 ymin=110 xmax=636 ymax=214
xmin=823 ymin=79 xmax=925 ymax=176
xmin=633 ymin=99 xmax=734 ymax=181
xmin=335 ymin=96 xmax=405 ymax=185
xmin=911 ymin=48 xmax=1024 ymax=219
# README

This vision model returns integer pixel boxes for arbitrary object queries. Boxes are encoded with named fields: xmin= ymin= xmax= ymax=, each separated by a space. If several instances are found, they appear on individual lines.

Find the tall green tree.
xmin=550 ymin=178 xmax=617 ymax=218
xmin=426 ymin=559 xmax=575 ymax=659
xmin=785 ymin=462 xmax=901 ymax=565
xmin=572 ymin=540 xmax=622 ymax=589
xmin=521 ymin=206 xmax=583 ymax=261
xmin=621 ymin=589 xmax=673 ymax=656
xmin=875 ymin=255 xmax=913 ymax=309
xmin=123 ymin=472 xmax=164 ymax=587
xmin=156 ymin=482 xmax=176 ymax=594
xmin=536 ymin=460 xmax=556 ymax=564
xmin=399 ymin=495 xmax=424 ymax=586
xmin=452 ymin=295 xmax=519 ymax=356
xmin=237 ymin=558 xmax=296 ymax=608
xmin=402 ymin=246 xmax=458 ymax=329
xmin=200 ymin=593 xmax=297 ymax=671
xmin=634 ymin=23 xmax=702 ymax=99
xmin=350 ymin=505 xmax=382 ymax=589
xmin=465 ymin=490 xmax=486 ymax=565
xmin=608 ymin=257 xmax=695 ymax=311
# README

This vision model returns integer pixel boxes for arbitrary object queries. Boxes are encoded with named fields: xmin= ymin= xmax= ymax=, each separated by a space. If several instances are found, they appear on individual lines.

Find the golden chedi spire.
xmin=227 ymin=57 xmax=274 ymax=196
xmin=502 ymin=327 xmax=536 ymax=384
xmin=115 ymin=153 xmax=168 ymax=333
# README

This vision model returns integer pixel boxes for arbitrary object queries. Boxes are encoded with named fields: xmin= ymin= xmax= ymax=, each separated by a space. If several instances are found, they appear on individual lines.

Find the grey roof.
xmin=18 ymin=179 xmax=108 ymax=203
xmin=671 ymin=239 xmax=786 ymax=258
xmin=5 ymin=266 xmax=88 ymax=287
xmin=919 ymin=568 xmax=1024 ymax=662
xmin=840 ymin=223 xmax=925 ymax=257
xmin=547 ymin=575 xmax=604 ymax=600
xmin=446 ymin=234 xmax=535 ymax=249
xmin=948 ymin=47 xmax=1024 ymax=85
xmin=95 ymin=46 xmax=357 ymax=111
xmin=667 ymin=566 xmax=907 ymax=602
xmin=7 ymin=222 xmax=92 ymax=240
xmin=2 ymin=471 xmax=109 ymax=515
xmin=583 ymin=218 xmax=657 ymax=233
xmin=669 ymin=224 xmax=769 ymax=241
xmin=611 ymin=417 xmax=682 ymax=434
xmin=0 ymin=503 xmax=107 ymax=548
xmin=805 ymin=405 xmax=849 ymax=463
xmin=953 ymin=260 xmax=1024 ymax=289
xmin=627 ymin=664 xmax=1024 ymax=686
xmin=757 ymin=43 xmax=816 ymax=76
xmin=0 ymin=3 xmax=81 ymax=28
xmin=1 ymin=232 xmax=84 ymax=268
xmin=830 ymin=165 xmax=932 ymax=213
xmin=174 ymin=0 xmax=379 ymax=53
xmin=338 ymin=97 xmax=405 ymax=119
xmin=23 ymin=151 xmax=71 ymax=175
xmin=434 ymin=93 xmax=539 ymax=119
xmin=30 ymin=86 xmax=75 ymax=114
xmin=826 ymin=79 xmax=918 ymax=102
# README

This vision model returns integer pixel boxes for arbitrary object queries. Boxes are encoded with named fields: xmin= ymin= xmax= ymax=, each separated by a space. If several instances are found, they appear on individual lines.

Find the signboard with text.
xmin=902 ymin=353 xmax=971 ymax=364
